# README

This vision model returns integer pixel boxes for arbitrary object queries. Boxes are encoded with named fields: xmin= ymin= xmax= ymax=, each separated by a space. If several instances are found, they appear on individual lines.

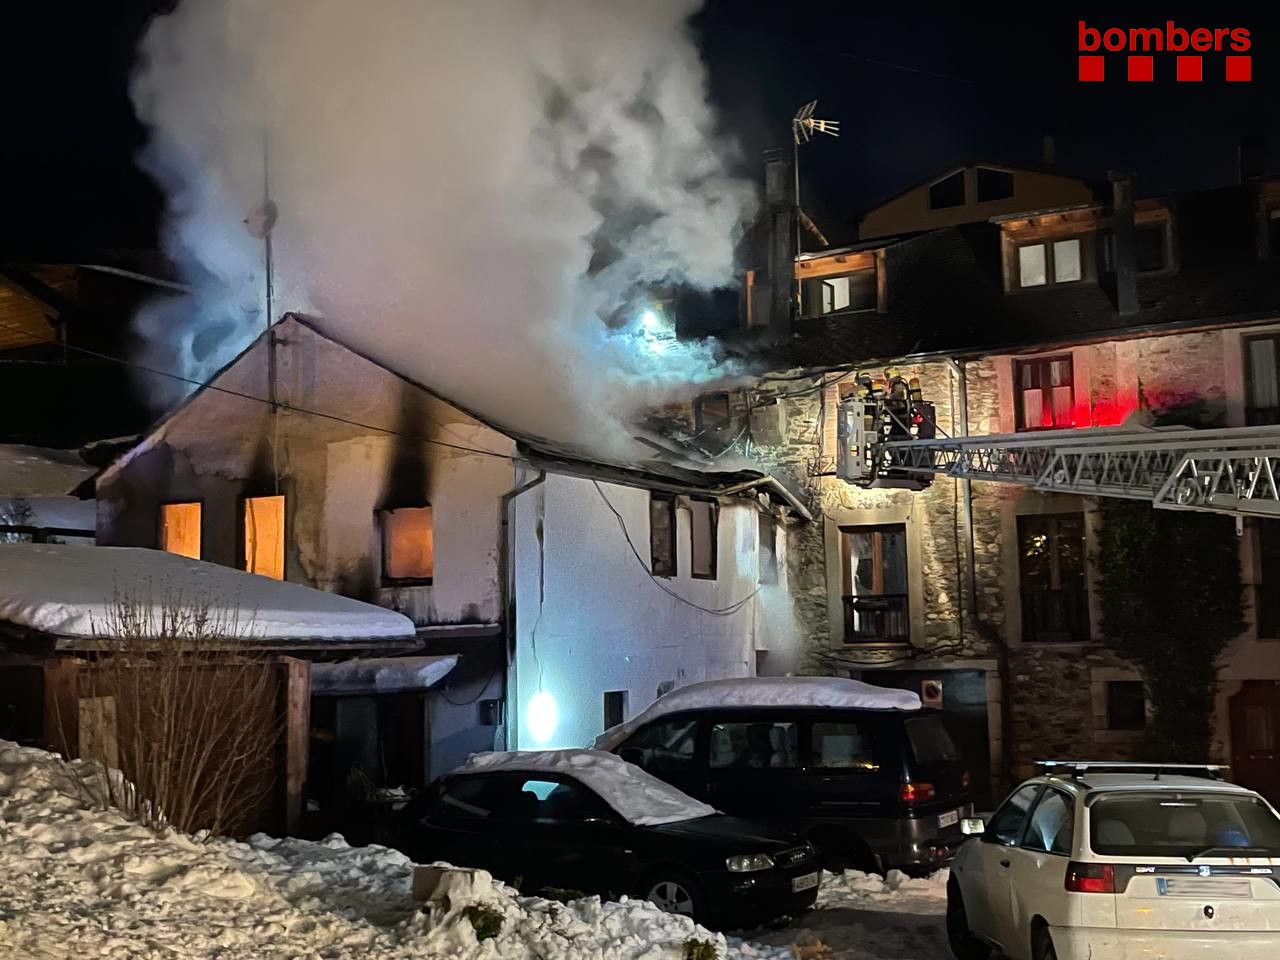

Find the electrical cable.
xmin=591 ymin=480 xmax=759 ymax=617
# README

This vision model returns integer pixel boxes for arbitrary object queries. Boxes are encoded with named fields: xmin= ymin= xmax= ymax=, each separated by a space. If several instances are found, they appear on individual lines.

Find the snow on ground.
xmin=0 ymin=444 xmax=93 ymax=497
xmin=0 ymin=740 xmax=792 ymax=960
xmin=0 ymin=544 xmax=415 ymax=641
xmin=596 ymin=677 xmax=922 ymax=751
xmin=463 ymin=749 xmax=717 ymax=826
xmin=818 ymin=869 xmax=948 ymax=916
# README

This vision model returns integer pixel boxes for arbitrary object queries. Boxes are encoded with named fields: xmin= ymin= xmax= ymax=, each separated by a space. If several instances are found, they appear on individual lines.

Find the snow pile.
xmin=0 ymin=739 xmax=791 ymax=959
xmin=818 ymin=868 xmax=949 ymax=916
xmin=311 ymin=656 xmax=460 ymax=694
xmin=0 ymin=544 xmax=415 ymax=641
xmin=596 ymin=677 xmax=923 ymax=751
xmin=0 ymin=444 xmax=93 ymax=497
xmin=463 ymin=749 xmax=718 ymax=826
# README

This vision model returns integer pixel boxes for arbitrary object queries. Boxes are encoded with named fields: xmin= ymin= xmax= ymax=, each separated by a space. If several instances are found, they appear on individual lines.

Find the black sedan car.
xmin=391 ymin=749 xmax=821 ymax=928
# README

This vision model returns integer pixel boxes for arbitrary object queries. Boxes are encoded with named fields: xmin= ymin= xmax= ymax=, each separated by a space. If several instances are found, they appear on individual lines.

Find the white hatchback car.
xmin=947 ymin=762 xmax=1280 ymax=960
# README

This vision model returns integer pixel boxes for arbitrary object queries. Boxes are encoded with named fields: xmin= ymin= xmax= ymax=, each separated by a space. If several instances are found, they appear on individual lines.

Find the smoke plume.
xmin=130 ymin=0 xmax=757 ymax=450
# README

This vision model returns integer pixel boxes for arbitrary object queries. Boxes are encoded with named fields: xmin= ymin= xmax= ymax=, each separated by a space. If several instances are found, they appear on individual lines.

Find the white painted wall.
xmin=509 ymin=472 xmax=798 ymax=750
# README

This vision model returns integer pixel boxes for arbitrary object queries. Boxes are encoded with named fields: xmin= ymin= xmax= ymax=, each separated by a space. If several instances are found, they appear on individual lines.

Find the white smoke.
xmin=130 ymin=0 xmax=757 ymax=449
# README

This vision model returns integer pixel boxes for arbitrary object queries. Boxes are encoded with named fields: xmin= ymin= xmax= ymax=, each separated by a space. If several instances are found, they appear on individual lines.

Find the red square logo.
xmin=1078 ymin=55 xmax=1105 ymax=82
xmin=1226 ymin=55 xmax=1252 ymax=82
xmin=1176 ymin=56 xmax=1203 ymax=82
xmin=1127 ymin=56 xmax=1154 ymax=82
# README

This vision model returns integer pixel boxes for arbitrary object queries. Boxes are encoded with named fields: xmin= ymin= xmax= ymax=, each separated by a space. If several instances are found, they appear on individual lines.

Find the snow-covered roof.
xmin=0 ymin=445 xmax=93 ymax=497
xmin=310 ymin=655 xmax=459 ymax=694
xmin=594 ymin=676 xmax=923 ymax=751
xmin=461 ymin=749 xmax=717 ymax=826
xmin=0 ymin=544 xmax=416 ymax=645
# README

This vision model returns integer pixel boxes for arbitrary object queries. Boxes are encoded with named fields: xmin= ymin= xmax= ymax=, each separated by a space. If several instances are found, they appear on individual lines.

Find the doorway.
xmin=1230 ymin=680 xmax=1280 ymax=806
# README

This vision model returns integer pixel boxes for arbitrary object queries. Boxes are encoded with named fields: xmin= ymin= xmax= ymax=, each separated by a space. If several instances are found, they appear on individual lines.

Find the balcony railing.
xmin=1020 ymin=588 xmax=1089 ymax=642
xmin=842 ymin=593 xmax=909 ymax=644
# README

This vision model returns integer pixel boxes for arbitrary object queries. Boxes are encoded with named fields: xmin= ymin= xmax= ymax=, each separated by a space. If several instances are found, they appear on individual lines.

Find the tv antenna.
xmin=791 ymin=101 xmax=839 ymax=310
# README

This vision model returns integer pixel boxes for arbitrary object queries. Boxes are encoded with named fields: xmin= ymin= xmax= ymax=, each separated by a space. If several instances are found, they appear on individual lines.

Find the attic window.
xmin=380 ymin=506 xmax=434 ymax=583
xmin=928 ymin=170 xmax=965 ymax=210
xmin=159 ymin=502 xmax=201 ymax=560
xmin=242 ymin=495 xmax=285 ymax=580
xmin=1017 ymin=238 xmax=1082 ymax=288
xmin=693 ymin=392 xmax=731 ymax=434
xmin=801 ymin=269 xmax=876 ymax=317
xmin=976 ymin=167 xmax=1014 ymax=202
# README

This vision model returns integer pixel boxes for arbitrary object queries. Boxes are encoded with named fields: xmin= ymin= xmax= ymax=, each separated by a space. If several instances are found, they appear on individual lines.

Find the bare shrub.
xmin=53 ymin=589 xmax=281 ymax=837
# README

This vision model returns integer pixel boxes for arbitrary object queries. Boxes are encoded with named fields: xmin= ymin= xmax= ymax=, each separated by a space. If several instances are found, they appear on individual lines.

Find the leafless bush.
xmin=53 ymin=589 xmax=280 ymax=838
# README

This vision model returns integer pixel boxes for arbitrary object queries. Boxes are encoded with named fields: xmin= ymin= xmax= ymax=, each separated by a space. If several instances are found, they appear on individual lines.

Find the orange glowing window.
xmin=380 ymin=506 xmax=434 ymax=582
xmin=160 ymin=502 xmax=201 ymax=559
xmin=242 ymin=495 xmax=285 ymax=580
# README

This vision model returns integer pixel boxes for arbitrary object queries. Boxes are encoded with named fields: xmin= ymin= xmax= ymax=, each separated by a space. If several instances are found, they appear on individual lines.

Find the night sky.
xmin=3 ymin=3 xmax=1279 ymax=257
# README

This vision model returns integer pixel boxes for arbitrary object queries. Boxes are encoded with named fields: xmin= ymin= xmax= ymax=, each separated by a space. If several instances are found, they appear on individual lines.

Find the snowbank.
xmin=462 ymin=749 xmax=717 ymax=826
xmin=0 ymin=544 xmax=415 ymax=641
xmin=596 ymin=677 xmax=923 ymax=751
xmin=0 ymin=739 xmax=791 ymax=959
xmin=0 ymin=444 xmax=93 ymax=497
xmin=818 ymin=868 xmax=949 ymax=916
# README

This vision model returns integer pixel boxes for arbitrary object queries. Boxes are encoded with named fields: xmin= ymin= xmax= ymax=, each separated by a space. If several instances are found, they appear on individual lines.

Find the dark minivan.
xmin=605 ymin=696 xmax=973 ymax=873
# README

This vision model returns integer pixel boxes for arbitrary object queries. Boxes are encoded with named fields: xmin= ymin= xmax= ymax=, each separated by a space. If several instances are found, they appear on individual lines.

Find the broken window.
xmin=1106 ymin=680 xmax=1146 ymax=730
xmin=801 ymin=269 xmax=876 ymax=317
xmin=242 ymin=494 xmax=285 ymax=580
xmin=379 ymin=505 xmax=434 ymax=583
xmin=1017 ymin=512 xmax=1088 ymax=642
xmin=975 ymin=166 xmax=1014 ymax=202
xmin=649 ymin=494 xmax=676 ymax=577
xmin=693 ymin=392 xmax=731 ymax=434
xmin=1245 ymin=334 xmax=1280 ymax=426
xmin=928 ymin=170 xmax=965 ymax=210
xmin=840 ymin=524 xmax=909 ymax=643
xmin=159 ymin=502 xmax=201 ymax=560
xmin=758 ymin=513 xmax=778 ymax=585
xmin=1015 ymin=355 xmax=1074 ymax=430
xmin=690 ymin=498 xmax=718 ymax=579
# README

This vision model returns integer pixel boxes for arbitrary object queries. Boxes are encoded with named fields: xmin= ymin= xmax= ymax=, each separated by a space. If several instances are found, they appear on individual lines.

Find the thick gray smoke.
xmin=130 ymin=0 xmax=757 ymax=449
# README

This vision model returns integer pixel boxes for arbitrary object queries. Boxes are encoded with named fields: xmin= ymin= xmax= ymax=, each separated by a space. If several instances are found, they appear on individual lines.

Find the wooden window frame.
xmin=689 ymin=497 xmax=719 ymax=581
xmin=649 ymin=493 xmax=677 ymax=578
xmin=1014 ymin=354 xmax=1075 ymax=432
xmin=1244 ymin=333 xmax=1280 ymax=427
xmin=693 ymin=392 xmax=731 ymax=434
xmin=157 ymin=499 xmax=203 ymax=560
xmin=1016 ymin=237 xmax=1085 ymax=289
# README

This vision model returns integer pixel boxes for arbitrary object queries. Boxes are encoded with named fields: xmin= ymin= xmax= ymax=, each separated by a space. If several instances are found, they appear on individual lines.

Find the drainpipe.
xmin=946 ymin=358 xmax=1015 ymax=791
xmin=499 ymin=469 xmax=546 ymax=751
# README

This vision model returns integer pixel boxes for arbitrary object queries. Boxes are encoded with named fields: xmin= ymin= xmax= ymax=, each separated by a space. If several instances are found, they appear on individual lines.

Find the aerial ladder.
xmin=837 ymin=372 xmax=1280 ymax=518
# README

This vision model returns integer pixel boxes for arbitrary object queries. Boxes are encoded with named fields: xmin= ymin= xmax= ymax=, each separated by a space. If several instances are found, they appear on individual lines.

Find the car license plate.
xmin=938 ymin=809 xmax=959 ymax=829
xmin=791 ymin=871 xmax=820 ymax=893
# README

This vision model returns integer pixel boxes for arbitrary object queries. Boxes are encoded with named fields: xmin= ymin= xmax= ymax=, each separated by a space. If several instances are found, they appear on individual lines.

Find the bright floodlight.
xmin=527 ymin=690 xmax=559 ymax=744
xmin=793 ymin=100 xmax=840 ymax=144
xmin=640 ymin=308 xmax=660 ymax=331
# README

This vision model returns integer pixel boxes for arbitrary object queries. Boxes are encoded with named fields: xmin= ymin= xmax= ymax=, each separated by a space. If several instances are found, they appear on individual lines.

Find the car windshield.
xmin=1090 ymin=792 xmax=1280 ymax=858
xmin=905 ymin=715 xmax=959 ymax=765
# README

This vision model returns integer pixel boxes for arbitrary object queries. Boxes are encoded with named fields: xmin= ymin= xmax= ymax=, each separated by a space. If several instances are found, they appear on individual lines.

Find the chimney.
xmin=1109 ymin=171 xmax=1138 ymax=318
xmin=1041 ymin=135 xmax=1056 ymax=166
xmin=1239 ymin=135 xmax=1266 ymax=184
xmin=762 ymin=147 xmax=796 ymax=342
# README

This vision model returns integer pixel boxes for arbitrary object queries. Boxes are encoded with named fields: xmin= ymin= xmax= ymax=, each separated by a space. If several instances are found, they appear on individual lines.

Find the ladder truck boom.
xmin=837 ymin=384 xmax=1280 ymax=518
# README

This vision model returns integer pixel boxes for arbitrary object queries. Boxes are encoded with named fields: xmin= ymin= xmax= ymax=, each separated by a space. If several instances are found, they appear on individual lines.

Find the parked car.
xmin=947 ymin=761 xmax=1280 ymax=960
xmin=391 ymin=748 xmax=821 ymax=928
xmin=596 ymin=676 xmax=974 ymax=873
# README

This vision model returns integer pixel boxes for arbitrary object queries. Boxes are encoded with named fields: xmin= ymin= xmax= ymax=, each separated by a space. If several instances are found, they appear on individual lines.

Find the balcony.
xmin=842 ymin=593 xmax=909 ymax=644
xmin=1020 ymin=588 xmax=1089 ymax=642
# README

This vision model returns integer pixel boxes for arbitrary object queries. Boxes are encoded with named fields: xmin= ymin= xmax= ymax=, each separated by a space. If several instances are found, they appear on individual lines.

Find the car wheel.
xmin=641 ymin=870 xmax=704 ymax=923
xmin=1032 ymin=926 xmax=1058 ymax=960
xmin=946 ymin=878 xmax=990 ymax=960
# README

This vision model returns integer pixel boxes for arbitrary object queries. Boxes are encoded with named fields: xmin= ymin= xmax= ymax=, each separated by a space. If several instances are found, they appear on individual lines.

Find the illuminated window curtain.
xmin=380 ymin=506 xmax=434 ymax=581
xmin=160 ymin=502 xmax=201 ymax=559
xmin=243 ymin=495 xmax=285 ymax=579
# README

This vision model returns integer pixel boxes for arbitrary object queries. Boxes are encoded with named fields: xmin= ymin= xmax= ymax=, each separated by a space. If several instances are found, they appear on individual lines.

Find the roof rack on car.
xmin=1035 ymin=760 xmax=1227 ymax=781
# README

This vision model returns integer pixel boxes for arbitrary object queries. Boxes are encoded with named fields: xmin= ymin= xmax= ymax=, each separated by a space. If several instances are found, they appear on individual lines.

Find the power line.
xmin=806 ymin=43 xmax=976 ymax=85
xmin=0 ymin=318 xmax=519 ymax=464
xmin=591 ymin=480 xmax=759 ymax=617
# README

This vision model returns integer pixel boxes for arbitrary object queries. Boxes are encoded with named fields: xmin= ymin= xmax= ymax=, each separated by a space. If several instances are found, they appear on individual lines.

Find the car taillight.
xmin=961 ymin=769 xmax=971 ymax=790
xmin=900 ymin=781 xmax=936 ymax=802
xmin=1065 ymin=861 xmax=1115 ymax=894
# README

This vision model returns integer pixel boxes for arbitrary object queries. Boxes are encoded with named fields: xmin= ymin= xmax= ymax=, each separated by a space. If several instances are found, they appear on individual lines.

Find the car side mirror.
xmin=961 ymin=817 xmax=986 ymax=836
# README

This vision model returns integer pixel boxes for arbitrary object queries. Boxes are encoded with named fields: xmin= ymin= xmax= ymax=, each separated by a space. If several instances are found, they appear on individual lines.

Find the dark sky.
xmin=2 ymin=2 xmax=1279 ymax=257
